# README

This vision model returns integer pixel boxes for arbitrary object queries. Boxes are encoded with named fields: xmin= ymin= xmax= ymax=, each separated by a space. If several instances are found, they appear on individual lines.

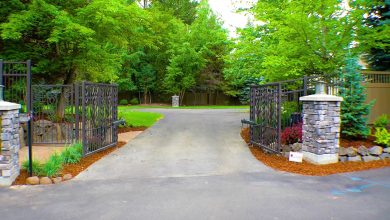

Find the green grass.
xmin=119 ymin=105 xmax=249 ymax=110
xmin=118 ymin=109 xmax=163 ymax=128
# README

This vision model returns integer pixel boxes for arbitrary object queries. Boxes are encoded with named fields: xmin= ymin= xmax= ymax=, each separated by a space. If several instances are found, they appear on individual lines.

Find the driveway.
xmin=1 ymin=109 xmax=389 ymax=220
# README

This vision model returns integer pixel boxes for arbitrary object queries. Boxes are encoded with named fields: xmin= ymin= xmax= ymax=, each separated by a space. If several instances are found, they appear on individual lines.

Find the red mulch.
xmin=118 ymin=127 xmax=146 ymax=133
xmin=241 ymin=128 xmax=390 ymax=176
xmin=340 ymin=135 xmax=377 ymax=148
xmin=13 ymin=142 xmax=127 ymax=185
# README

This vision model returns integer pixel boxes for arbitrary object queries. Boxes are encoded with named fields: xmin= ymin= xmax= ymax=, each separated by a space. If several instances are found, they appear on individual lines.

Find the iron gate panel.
xmin=32 ymin=85 xmax=77 ymax=144
xmin=249 ymin=76 xmax=318 ymax=153
xmin=81 ymin=82 xmax=118 ymax=156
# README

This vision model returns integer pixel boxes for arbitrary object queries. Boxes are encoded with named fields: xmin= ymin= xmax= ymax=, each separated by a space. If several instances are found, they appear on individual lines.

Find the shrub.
xmin=42 ymin=153 xmax=63 ymax=177
xmin=61 ymin=143 xmax=83 ymax=164
xmin=22 ymin=160 xmax=44 ymax=176
xmin=374 ymin=114 xmax=389 ymax=128
xmin=119 ymin=99 xmax=129 ymax=105
xmin=375 ymin=128 xmax=390 ymax=146
xmin=130 ymin=98 xmax=139 ymax=105
xmin=281 ymin=123 xmax=303 ymax=145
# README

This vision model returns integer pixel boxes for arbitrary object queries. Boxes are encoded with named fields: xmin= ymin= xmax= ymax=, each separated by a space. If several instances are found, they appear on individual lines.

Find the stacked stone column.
xmin=300 ymin=94 xmax=343 ymax=165
xmin=0 ymin=101 xmax=21 ymax=186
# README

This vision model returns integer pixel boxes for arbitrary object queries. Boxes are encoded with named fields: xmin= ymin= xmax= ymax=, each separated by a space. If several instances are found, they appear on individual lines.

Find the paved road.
xmin=1 ymin=109 xmax=389 ymax=220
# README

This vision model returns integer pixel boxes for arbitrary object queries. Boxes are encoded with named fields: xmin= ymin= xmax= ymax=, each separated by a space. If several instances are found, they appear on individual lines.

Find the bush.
xmin=374 ymin=114 xmax=389 ymax=128
xmin=119 ymin=99 xmax=129 ymax=105
xmin=130 ymin=98 xmax=139 ymax=105
xmin=281 ymin=123 xmax=303 ymax=145
xmin=61 ymin=143 xmax=83 ymax=164
xmin=42 ymin=153 xmax=63 ymax=177
xmin=22 ymin=160 xmax=44 ymax=176
xmin=375 ymin=128 xmax=390 ymax=146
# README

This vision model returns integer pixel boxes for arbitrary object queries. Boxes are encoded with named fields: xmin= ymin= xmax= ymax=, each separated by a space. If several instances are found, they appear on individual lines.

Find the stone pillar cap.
xmin=0 ymin=101 xmax=21 ymax=111
xmin=299 ymin=94 xmax=343 ymax=102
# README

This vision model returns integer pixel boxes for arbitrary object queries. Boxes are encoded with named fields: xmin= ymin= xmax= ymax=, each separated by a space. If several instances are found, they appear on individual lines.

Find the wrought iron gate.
xmin=247 ymin=76 xmax=317 ymax=153
xmin=81 ymin=82 xmax=118 ymax=156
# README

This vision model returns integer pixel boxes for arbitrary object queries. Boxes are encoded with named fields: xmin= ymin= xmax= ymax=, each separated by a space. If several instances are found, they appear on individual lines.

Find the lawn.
xmin=118 ymin=109 xmax=163 ymax=128
xmin=119 ymin=105 xmax=249 ymax=110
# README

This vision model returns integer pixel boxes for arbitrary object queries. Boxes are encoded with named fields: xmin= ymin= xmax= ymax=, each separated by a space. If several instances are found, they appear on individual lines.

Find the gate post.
xmin=300 ymin=91 xmax=343 ymax=164
xmin=0 ymin=101 xmax=21 ymax=186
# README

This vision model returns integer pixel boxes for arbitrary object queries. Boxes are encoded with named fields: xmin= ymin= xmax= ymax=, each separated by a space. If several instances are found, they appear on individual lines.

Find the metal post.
xmin=26 ymin=60 xmax=33 ymax=176
xmin=0 ymin=60 xmax=3 ymax=101
xmin=303 ymin=76 xmax=308 ymax=96
xmin=81 ymin=81 xmax=86 ymax=156
xmin=277 ymin=83 xmax=282 ymax=152
xmin=75 ymin=83 xmax=80 ymax=142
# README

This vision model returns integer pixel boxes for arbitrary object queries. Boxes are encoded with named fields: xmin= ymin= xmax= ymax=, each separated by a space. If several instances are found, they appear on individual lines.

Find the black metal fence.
xmin=246 ymin=76 xmax=318 ymax=153
xmin=0 ymin=60 xmax=119 ymax=156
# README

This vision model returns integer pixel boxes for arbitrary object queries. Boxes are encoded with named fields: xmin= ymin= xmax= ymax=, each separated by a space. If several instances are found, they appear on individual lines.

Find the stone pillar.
xmin=172 ymin=95 xmax=179 ymax=107
xmin=300 ymin=94 xmax=343 ymax=165
xmin=0 ymin=101 xmax=21 ymax=186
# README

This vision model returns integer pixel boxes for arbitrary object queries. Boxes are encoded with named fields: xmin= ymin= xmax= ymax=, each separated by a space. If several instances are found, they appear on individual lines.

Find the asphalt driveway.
xmin=1 ymin=109 xmax=389 ymax=220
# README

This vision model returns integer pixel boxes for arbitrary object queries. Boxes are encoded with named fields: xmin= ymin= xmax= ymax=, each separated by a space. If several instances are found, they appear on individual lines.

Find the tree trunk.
xmin=143 ymin=88 xmax=148 ymax=104
xmin=56 ymin=69 xmax=75 ymax=120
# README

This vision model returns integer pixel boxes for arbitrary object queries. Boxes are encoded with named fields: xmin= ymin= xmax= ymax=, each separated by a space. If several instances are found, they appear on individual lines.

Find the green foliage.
xmin=224 ymin=0 xmax=382 ymax=84
xmin=119 ymin=99 xmax=129 ymax=105
xmin=374 ymin=114 xmax=389 ymax=128
xmin=61 ymin=143 xmax=83 ymax=164
xmin=21 ymin=160 xmax=44 ymax=176
xmin=42 ymin=153 xmax=63 ymax=177
xmin=282 ymin=101 xmax=300 ymax=126
xmin=374 ymin=128 xmax=390 ymax=146
xmin=130 ymin=98 xmax=139 ymax=105
xmin=340 ymin=56 xmax=374 ymax=138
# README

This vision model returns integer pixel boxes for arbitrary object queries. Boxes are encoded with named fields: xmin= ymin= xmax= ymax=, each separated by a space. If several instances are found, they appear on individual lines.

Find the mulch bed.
xmin=241 ymin=128 xmax=390 ymax=176
xmin=118 ymin=127 xmax=147 ymax=133
xmin=13 ymin=142 xmax=127 ymax=185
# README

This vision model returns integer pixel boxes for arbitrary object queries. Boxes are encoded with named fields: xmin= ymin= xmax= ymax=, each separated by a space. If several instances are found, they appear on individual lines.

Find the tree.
xmin=188 ymin=0 xmax=230 ymax=92
xmin=246 ymin=0 xmax=377 ymax=82
xmin=363 ymin=0 xmax=390 ymax=70
xmin=339 ymin=56 xmax=374 ymax=138
xmin=163 ymin=42 xmax=205 ymax=104
xmin=152 ymin=0 xmax=198 ymax=24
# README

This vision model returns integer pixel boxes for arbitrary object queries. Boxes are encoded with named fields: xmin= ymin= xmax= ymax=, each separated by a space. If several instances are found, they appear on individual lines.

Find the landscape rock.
xmin=379 ymin=153 xmax=390 ymax=160
xmin=339 ymin=147 xmax=347 ymax=156
xmin=40 ymin=177 xmax=53 ymax=185
xmin=362 ymin=155 xmax=380 ymax=162
xmin=52 ymin=177 xmax=62 ymax=184
xmin=357 ymin=146 xmax=369 ymax=156
xmin=369 ymin=146 xmax=383 ymax=156
xmin=63 ymin=174 xmax=73 ymax=181
xmin=339 ymin=156 xmax=348 ymax=162
xmin=281 ymin=145 xmax=290 ymax=153
xmin=26 ymin=176 xmax=39 ymax=185
xmin=348 ymin=155 xmax=362 ymax=162
xmin=346 ymin=147 xmax=357 ymax=157
xmin=383 ymin=147 xmax=390 ymax=153
xmin=291 ymin=143 xmax=302 ymax=152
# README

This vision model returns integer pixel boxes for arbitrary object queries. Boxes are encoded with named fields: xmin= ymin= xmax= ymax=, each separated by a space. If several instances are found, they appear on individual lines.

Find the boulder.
xmin=63 ymin=174 xmax=73 ymax=181
xmin=291 ymin=143 xmax=302 ymax=152
xmin=26 ymin=176 xmax=39 ymax=185
xmin=281 ymin=145 xmax=290 ymax=153
xmin=52 ymin=177 xmax=62 ymax=184
xmin=348 ymin=156 xmax=362 ymax=162
xmin=40 ymin=177 xmax=52 ymax=185
xmin=357 ymin=146 xmax=369 ymax=156
xmin=346 ymin=147 xmax=357 ymax=157
xmin=339 ymin=156 xmax=348 ymax=162
xmin=379 ymin=153 xmax=390 ymax=160
xmin=339 ymin=147 xmax=347 ymax=156
xmin=369 ymin=146 xmax=383 ymax=156
xmin=383 ymin=147 xmax=390 ymax=153
xmin=362 ymin=155 xmax=380 ymax=162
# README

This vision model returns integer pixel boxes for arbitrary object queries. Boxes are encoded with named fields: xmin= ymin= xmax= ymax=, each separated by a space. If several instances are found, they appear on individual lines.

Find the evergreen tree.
xmin=339 ymin=56 xmax=374 ymax=138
